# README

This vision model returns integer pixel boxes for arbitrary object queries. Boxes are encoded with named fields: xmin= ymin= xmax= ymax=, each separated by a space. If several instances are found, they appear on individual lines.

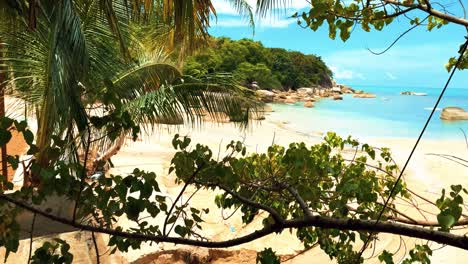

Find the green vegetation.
xmin=0 ymin=0 xmax=259 ymax=184
xmin=183 ymin=38 xmax=333 ymax=90
xmin=1 ymin=1 xmax=468 ymax=264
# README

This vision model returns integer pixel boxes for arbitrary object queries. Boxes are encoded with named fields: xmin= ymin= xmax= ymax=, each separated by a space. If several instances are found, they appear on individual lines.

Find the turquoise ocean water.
xmin=269 ymin=86 xmax=468 ymax=140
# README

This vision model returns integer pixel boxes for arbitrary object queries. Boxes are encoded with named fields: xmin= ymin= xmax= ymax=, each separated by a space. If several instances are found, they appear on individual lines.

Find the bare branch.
xmin=2 ymin=193 xmax=468 ymax=250
xmin=27 ymin=213 xmax=36 ymax=264
xmin=92 ymin=231 xmax=100 ymax=264
xmin=163 ymin=164 xmax=204 ymax=236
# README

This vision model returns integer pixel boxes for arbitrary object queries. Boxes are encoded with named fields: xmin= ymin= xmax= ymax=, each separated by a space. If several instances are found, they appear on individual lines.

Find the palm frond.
xmin=124 ymin=73 xmax=261 ymax=130
xmin=224 ymin=0 xmax=255 ymax=31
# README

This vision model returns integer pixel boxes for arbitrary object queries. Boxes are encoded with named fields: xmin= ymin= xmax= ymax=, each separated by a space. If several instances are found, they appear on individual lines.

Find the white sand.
xmin=108 ymin=114 xmax=468 ymax=263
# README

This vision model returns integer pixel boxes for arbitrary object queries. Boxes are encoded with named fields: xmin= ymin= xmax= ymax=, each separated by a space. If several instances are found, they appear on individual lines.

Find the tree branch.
xmin=2 ymin=193 xmax=468 ymax=250
xmin=383 ymin=0 xmax=468 ymax=27
xmin=163 ymin=164 xmax=204 ymax=236
xmin=285 ymin=185 xmax=313 ymax=218
xmin=27 ymin=212 xmax=36 ymax=264
xmin=210 ymin=182 xmax=284 ymax=224
xmin=92 ymin=231 xmax=100 ymax=264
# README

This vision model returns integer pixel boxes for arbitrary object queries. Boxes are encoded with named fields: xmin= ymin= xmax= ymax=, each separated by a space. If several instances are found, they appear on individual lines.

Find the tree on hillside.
xmin=234 ymin=62 xmax=281 ymax=89
xmin=1 ymin=0 xmax=468 ymax=264
xmin=184 ymin=38 xmax=333 ymax=90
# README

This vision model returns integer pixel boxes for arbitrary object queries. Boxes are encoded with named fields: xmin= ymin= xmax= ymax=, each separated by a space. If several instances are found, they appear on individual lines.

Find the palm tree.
xmin=0 ymin=0 xmax=263 ymax=185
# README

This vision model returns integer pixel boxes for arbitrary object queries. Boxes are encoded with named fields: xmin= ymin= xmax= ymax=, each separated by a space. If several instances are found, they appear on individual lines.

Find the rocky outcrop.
xmin=297 ymin=87 xmax=315 ymax=96
xmin=331 ymin=87 xmax=342 ymax=94
xmin=255 ymin=90 xmax=275 ymax=103
xmin=318 ymin=72 xmax=333 ymax=88
xmin=300 ymin=96 xmax=315 ymax=102
xmin=341 ymin=85 xmax=355 ymax=94
xmin=304 ymin=101 xmax=314 ymax=108
xmin=353 ymin=93 xmax=376 ymax=98
xmin=440 ymin=107 xmax=468 ymax=121
xmin=284 ymin=97 xmax=297 ymax=104
xmin=255 ymin=83 xmax=364 ymax=105
xmin=333 ymin=94 xmax=343 ymax=100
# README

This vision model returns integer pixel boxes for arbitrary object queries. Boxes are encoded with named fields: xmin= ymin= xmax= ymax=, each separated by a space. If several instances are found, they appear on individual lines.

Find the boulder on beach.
xmin=300 ymin=96 xmax=315 ymax=102
xmin=331 ymin=87 xmax=342 ymax=94
xmin=353 ymin=93 xmax=376 ymax=98
xmin=297 ymin=87 xmax=315 ymax=95
xmin=284 ymin=98 xmax=297 ymax=104
xmin=304 ymin=101 xmax=314 ymax=108
xmin=440 ymin=107 xmax=468 ymax=121
xmin=341 ymin=85 xmax=355 ymax=94
xmin=255 ymin=90 xmax=275 ymax=103
xmin=333 ymin=94 xmax=343 ymax=100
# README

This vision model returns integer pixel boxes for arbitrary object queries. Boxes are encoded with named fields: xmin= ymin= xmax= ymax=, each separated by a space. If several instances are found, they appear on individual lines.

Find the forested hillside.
xmin=183 ymin=38 xmax=333 ymax=90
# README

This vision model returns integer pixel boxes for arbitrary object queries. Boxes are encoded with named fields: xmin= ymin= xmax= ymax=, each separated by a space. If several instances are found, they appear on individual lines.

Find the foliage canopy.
xmin=183 ymin=38 xmax=334 ymax=90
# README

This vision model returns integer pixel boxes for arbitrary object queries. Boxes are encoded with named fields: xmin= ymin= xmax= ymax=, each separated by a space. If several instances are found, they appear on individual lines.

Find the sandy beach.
xmin=2 ymin=96 xmax=467 ymax=263
xmin=106 ymin=112 xmax=468 ymax=263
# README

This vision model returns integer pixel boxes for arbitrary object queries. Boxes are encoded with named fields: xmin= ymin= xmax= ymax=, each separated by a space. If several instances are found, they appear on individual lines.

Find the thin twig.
xmin=163 ymin=164 xmax=204 ymax=236
xmin=92 ymin=231 xmax=100 ymax=264
xmin=368 ymin=16 xmax=429 ymax=55
xmin=73 ymin=125 xmax=92 ymax=223
xmin=27 ymin=213 xmax=36 ymax=264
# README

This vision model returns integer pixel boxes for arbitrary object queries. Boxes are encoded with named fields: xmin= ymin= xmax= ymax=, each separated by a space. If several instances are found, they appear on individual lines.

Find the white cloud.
xmin=211 ymin=0 xmax=306 ymax=28
xmin=211 ymin=0 xmax=309 ymax=15
xmin=330 ymin=66 xmax=366 ymax=80
xmin=323 ymin=44 xmax=455 ymax=85
xmin=214 ymin=15 xmax=295 ymax=28
xmin=211 ymin=1 xmax=239 ymax=15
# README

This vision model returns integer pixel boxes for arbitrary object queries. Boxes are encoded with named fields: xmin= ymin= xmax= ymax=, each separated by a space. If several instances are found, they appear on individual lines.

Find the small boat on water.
xmin=400 ymin=91 xmax=427 ymax=96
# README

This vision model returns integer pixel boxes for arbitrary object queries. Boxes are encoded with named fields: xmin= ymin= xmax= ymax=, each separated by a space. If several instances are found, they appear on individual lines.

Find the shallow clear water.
xmin=269 ymin=86 xmax=468 ymax=140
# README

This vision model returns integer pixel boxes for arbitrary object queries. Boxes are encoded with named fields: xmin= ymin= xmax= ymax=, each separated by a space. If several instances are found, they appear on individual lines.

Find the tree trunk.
xmin=92 ymin=133 xmax=126 ymax=170
xmin=0 ymin=42 xmax=8 ymax=184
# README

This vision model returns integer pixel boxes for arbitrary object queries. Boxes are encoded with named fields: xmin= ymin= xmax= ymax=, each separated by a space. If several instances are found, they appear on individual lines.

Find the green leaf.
xmin=27 ymin=145 xmax=39 ymax=155
xmin=256 ymin=248 xmax=280 ymax=264
xmin=6 ymin=155 xmax=19 ymax=170
xmin=14 ymin=120 xmax=27 ymax=132
xmin=437 ymin=212 xmax=455 ymax=231
xmin=174 ymin=225 xmax=187 ymax=237
xmin=0 ymin=129 xmax=12 ymax=146
xmin=0 ymin=117 xmax=13 ymax=130
xmin=378 ymin=250 xmax=395 ymax=264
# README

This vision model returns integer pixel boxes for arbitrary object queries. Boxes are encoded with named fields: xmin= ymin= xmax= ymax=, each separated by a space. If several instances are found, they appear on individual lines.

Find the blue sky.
xmin=209 ymin=0 xmax=468 ymax=89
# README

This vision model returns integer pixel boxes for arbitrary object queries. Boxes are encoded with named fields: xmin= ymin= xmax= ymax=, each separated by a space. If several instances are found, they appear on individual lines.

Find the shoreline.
xmin=4 ymin=94 xmax=467 ymax=263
